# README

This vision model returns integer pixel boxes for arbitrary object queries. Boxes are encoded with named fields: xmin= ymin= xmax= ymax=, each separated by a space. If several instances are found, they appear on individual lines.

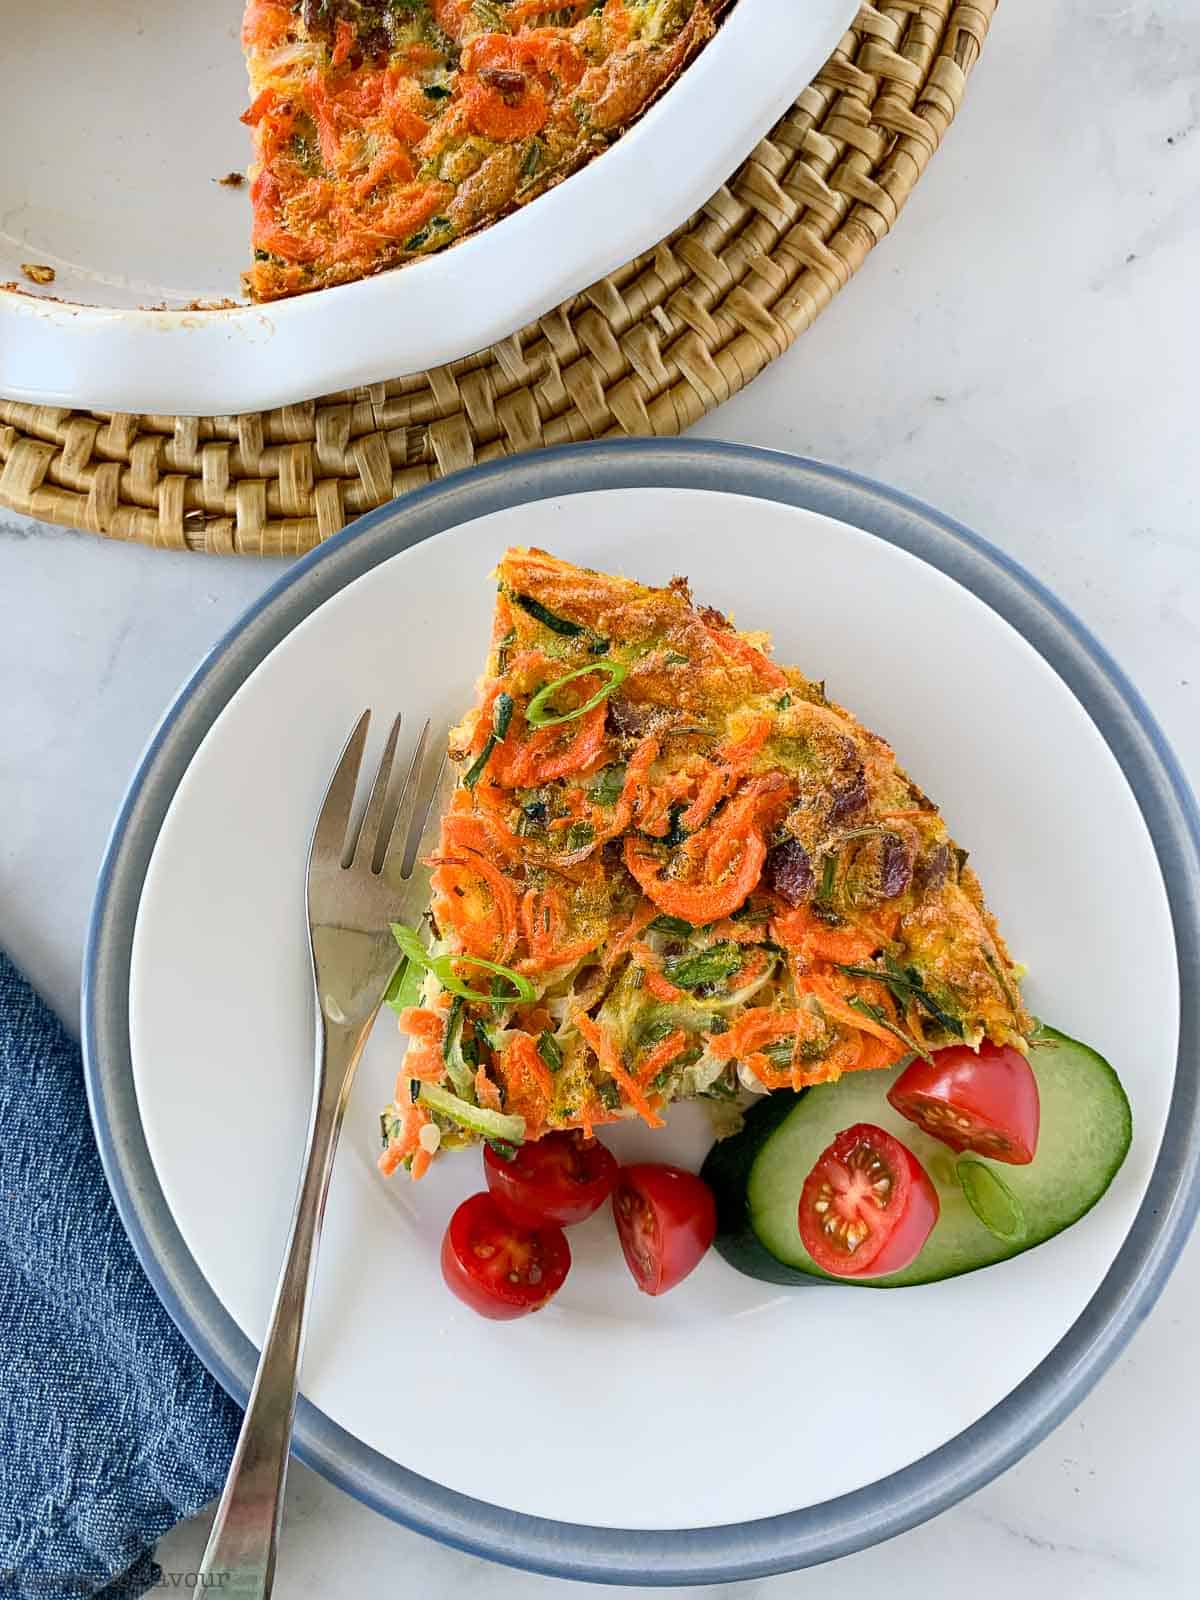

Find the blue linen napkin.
xmin=0 ymin=951 xmax=241 ymax=1599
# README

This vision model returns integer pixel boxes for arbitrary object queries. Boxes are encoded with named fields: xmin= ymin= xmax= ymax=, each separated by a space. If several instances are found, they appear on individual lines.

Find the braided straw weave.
xmin=0 ymin=1 xmax=994 ymax=556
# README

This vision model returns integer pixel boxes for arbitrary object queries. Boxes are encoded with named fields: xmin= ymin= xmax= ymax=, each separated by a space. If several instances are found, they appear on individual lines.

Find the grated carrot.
xmin=475 ymin=1065 xmax=502 ymax=1111
xmin=681 ymin=714 xmax=772 ymax=829
xmin=801 ymin=975 xmax=898 ymax=1046
xmin=395 ymin=1006 xmax=443 ymax=1043
xmin=574 ymin=1014 xmax=664 ymax=1129
xmin=429 ymin=846 xmax=519 ymax=962
xmin=604 ymin=897 xmax=659 ymax=968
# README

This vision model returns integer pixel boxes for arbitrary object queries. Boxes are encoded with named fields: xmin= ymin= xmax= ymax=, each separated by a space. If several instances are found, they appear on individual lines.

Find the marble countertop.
xmin=3 ymin=1 xmax=1198 ymax=1594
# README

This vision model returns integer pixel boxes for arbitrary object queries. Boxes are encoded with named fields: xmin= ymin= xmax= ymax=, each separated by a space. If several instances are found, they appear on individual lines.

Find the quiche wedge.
xmin=379 ymin=548 xmax=1031 ymax=1179
xmin=241 ymin=0 xmax=732 ymax=302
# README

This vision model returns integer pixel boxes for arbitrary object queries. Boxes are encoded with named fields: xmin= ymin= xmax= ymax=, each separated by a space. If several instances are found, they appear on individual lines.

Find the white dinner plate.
xmin=84 ymin=442 xmax=1200 ymax=1582
xmin=0 ymin=0 xmax=858 ymax=413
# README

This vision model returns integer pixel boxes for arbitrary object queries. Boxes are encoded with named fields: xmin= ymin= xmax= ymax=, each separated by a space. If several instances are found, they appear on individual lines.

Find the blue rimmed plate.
xmin=84 ymin=442 xmax=1200 ymax=1583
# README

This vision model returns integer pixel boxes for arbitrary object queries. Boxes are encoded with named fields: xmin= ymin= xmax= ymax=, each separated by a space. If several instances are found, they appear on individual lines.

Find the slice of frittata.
xmin=379 ymin=547 xmax=1031 ymax=1178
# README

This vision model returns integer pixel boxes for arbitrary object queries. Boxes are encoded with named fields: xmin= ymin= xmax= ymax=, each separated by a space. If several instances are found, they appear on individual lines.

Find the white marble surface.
xmin=2 ymin=0 xmax=1198 ymax=1593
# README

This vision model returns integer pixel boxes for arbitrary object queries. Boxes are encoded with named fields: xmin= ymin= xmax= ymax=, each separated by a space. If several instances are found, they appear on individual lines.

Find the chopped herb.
xmin=762 ymin=1037 xmax=798 ymax=1068
xmin=463 ymin=691 xmax=514 ymax=789
xmin=405 ymin=214 xmax=451 ymax=251
xmin=424 ymin=84 xmax=452 ymax=100
xmin=705 ymin=1014 xmax=731 ymax=1035
xmin=485 ymin=1138 xmax=520 ymax=1162
xmin=775 ymin=693 xmax=792 ymax=710
xmin=589 ymin=638 xmax=611 ymax=655
xmin=519 ymin=138 xmax=544 ymax=179
xmin=513 ymin=591 xmax=584 ymax=636
xmin=730 ymin=902 xmax=770 ymax=923
xmin=442 ymin=996 xmax=465 ymax=1062
xmin=379 ymin=1111 xmax=390 ymax=1149
xmin=664 ymin=942 xmax=743 ymax=991
xmin=661 ymin=803 xmax=689 ymax=849
xmin=493 ymin=693 xmax=514 ymax=739
xmin=637 ymin=1017 xmax=676 ymax=1048
xmin=834 ymin=956 xmax=965 ymax=1039
xmin=589 ymin=763 xmax=627 ymax=806
xmin=597 ymin=1080 xmax=621 ymax=1111
xmin=649 ymin=913 xmax=696 ymax=937
xmin=462 ymin=746 xmax=492 ymax=790
xmin=653 ymin=1068 xmax=675 ymax=1090
xmin=409 ymin=1079 xmax=422 ymax=1103
xmin=703 ymin=1075 xmax=739 ymax=1100
xmin=817 ymin=852 xmax=838 ymax=904
xmin=565 ymin=821 xmax=595 ymax=851
xmin=439 ymin=995 xmax=475 ymax=1097
xmin=460 ymin=1036 xmax=480 ymax=1069
xmin=537 ymin=1031 xmax=564 ymax=1073
xmin=847 ymin=995 xmax=932 ymax=1063
xmin=760 ymin=1035 xmax=827 ymax=1068
xmin=664 ymin=651 xmax=690 ymax=665
xmin=983 ymin=947 xmax=1021 ymax=1013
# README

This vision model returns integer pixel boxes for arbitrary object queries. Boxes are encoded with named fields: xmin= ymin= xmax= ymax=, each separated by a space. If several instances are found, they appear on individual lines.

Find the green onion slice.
xmin=390 ymin=923 xmax=536 ymax=1005
xmin=956 ymin=1156 xmax=1026 ymax=1242
xmin=383 ymin=954 xmax=425 ymax=1015
xmin=525 ymin=661 xmax=627 ymax=729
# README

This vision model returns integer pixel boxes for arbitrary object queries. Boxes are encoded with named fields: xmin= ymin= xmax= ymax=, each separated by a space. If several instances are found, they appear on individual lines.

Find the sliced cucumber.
xmin=702 ymin=1024 xmax=1131 ymax=1288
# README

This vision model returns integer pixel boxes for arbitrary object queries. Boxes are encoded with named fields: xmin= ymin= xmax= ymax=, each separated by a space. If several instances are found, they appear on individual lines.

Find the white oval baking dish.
xmin=0 ymin=1 xmax=857 ymax=415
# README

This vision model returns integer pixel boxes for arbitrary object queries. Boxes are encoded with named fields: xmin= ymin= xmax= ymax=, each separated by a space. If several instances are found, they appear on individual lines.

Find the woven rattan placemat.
xmin=0 ymin=2 xmax=994 ymax=556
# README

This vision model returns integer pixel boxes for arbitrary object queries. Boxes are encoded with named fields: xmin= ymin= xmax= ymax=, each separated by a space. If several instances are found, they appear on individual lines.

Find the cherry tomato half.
xmin=441 ymin=1191 xmax=571 ymax=1320
xmin=612 ymin=1164 xmax=716 ymax=1296
xmin=484 ymin=1130 xmax=619 ymax=1228
xmin=798 ymin=1123 xmax=939 ymax=1279
xmin=887 ymin=1042 xmax=1040 ymax=1165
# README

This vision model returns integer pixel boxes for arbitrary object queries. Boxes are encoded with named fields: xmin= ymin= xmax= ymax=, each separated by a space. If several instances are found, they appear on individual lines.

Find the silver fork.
xmin=199 ymin=709 xmax=452 ymax=1598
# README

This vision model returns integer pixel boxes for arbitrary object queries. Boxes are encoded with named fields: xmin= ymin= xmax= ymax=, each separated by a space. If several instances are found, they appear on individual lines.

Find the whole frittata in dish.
xmin=379 ymin=548 xmax=1032 ymax=1180
xmin=240 ymin=1 xmax=732 ymax=301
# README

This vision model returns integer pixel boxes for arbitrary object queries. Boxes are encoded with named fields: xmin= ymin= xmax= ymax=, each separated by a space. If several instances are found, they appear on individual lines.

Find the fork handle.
xmin=198 ymin=1021 xmax=361 ymax=1597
